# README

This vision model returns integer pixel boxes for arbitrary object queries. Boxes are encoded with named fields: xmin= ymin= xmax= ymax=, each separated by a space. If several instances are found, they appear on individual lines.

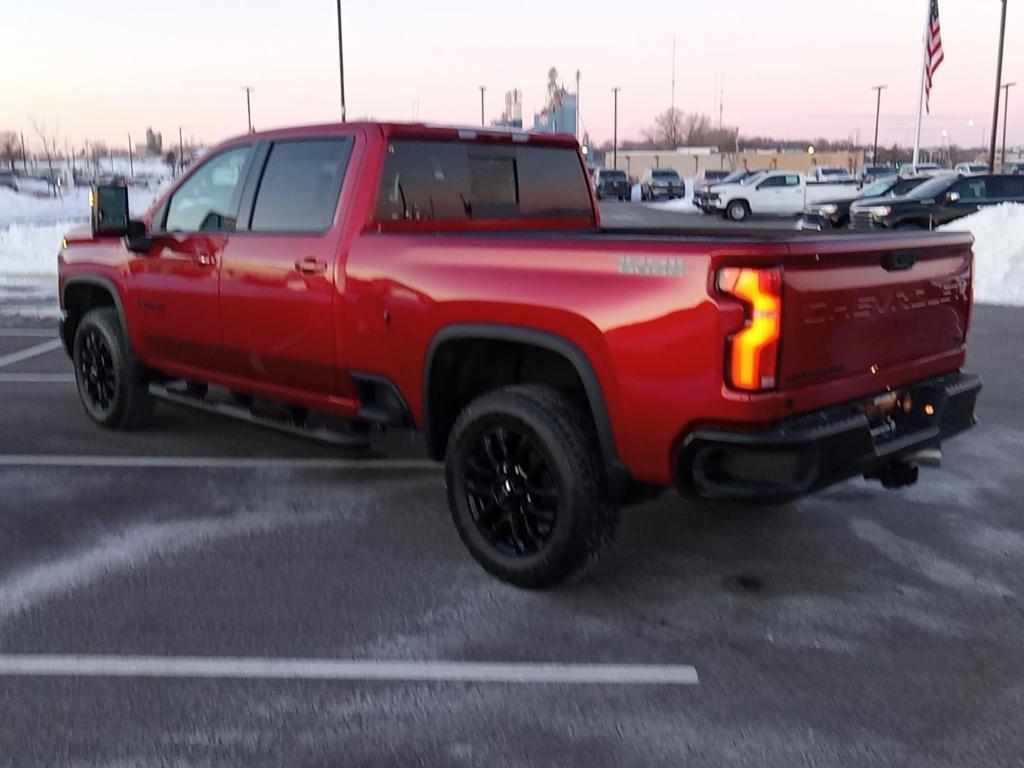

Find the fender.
xmin=423 ymin=323 xmax=629 ymax=494
xmin=60 ymin=274 xmax=130 ymax=356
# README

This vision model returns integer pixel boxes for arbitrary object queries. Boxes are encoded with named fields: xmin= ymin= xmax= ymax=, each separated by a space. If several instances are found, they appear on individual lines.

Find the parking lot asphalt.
xmin=1 ymin=299 xmax=1023 ymax=766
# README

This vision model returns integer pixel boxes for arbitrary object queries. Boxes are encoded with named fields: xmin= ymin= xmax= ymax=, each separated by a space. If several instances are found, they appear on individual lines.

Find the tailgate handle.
xmin=882 ymin=250 xmax=918 ymax=272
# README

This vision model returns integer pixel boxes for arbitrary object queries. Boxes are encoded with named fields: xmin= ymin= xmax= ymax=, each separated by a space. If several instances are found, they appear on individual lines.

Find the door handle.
xmin=194 ymin=251 xmax=216 ymax=267
xmin=295 ymin=258 xmax=327 ymax=275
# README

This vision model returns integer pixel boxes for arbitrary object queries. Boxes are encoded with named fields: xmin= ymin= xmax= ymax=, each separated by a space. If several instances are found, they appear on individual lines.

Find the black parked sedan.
xmin=797 ymin=176 xmax=929 ymax=230
xmin=849 ymin=174 xmax=1024 ymax=230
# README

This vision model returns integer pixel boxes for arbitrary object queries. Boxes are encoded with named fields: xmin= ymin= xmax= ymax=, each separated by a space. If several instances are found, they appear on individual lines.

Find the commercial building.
xmin=604 ymin=147 xmax=865 ymax=180
xmin=493 ymin=90 xmax=523 ymax=129
xmin=532 ymin=68 xmax=577 ymax=136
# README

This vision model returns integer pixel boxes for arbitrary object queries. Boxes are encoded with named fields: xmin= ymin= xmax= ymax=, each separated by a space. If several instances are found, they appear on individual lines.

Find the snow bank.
xmin=0 ymin=222 xmax=72 ymax=277
xmin=645 ymin=197 xmax=700 ymax=214
xmin=939 ymin=203 xmax=1024 ymax=307
xmin=0 ymin=186 xmax=161 ymax=228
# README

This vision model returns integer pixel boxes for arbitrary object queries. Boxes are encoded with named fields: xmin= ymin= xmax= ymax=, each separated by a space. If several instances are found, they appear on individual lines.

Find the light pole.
xmin=336 ymin=0 xmax=346 ymax=121
xmin=989 ymin=0 xmax=1008 ymax=169
xmin=178 ymin=126 xmax=184 ymax=175
xmin=127 ymin=132 xmax=134 ymax=179
xmin=575 ymin=70 xmax=581 ymax=143
xmin=941 ymin=128 xmax=950 ymax=167
xmin=242 ymin=86 xmax=255 ymax=132
xmin=612 ymin=87 xmax=621 ymax=170
xmin=1001 ymin=82 xmax=1016 ymax=168
xmin=479 ymin=86 xmax=486 ymax=126
xmin=871 ymin=85 xmax=887 ymax=164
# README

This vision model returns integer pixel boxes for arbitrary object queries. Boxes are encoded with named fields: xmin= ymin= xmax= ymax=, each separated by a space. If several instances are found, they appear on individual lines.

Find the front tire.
xmin=727 ymin=200 xmax=750 ymax=222
xmin=445 ymin=385 xmax=618 ymax=589
xmin=73 ymin=307 xmax=155 ymax=429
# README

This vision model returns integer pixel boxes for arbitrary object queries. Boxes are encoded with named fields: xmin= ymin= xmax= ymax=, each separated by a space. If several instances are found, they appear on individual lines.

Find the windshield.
xmin=601 ymin=170 xmax=627 ymax=180
xmin=740 ymin=171 xmax=767 ymax=184
xmin=820 ymin=168 xmax=848 ymax=177
xmin=969 ymin=165 xmax=989 ymax=173
xmin=720 ymin=170 xmax=747 ymax=183
xmin=860 ymin=179 xmax=895 ymax=197
xmin=906 ymin=176 xmax=953 ymax=199
xmin=652 ymin=170 xmax=680 ymax=179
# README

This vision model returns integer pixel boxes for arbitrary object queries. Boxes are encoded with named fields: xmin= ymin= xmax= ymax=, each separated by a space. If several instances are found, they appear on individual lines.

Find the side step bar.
xmin=149 ymin=382 xmax=371 ymax=449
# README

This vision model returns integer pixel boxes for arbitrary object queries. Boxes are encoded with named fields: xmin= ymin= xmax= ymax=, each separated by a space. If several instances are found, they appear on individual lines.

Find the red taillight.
xmin=718 ymin=266 xmax=782 ymax=391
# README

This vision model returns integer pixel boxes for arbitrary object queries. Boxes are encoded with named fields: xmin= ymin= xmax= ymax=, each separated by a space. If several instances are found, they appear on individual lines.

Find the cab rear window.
xmin=375 ymin=140 xmax=592 ymax=223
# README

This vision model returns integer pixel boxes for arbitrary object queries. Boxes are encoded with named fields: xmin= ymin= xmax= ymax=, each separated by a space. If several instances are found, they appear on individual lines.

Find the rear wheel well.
xmin=425 ymin=337 xmax=597 ymax=462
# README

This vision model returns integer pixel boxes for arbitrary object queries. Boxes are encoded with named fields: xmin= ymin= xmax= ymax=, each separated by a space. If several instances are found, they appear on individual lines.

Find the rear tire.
xmin=445 ymin=385 xmax=618 ymax=589
xmin=73 ymin=307 xmax=155 ymax=429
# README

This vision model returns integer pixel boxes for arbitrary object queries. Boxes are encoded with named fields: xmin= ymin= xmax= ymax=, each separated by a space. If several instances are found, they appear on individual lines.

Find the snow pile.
xmin=940 ymin=203 xmax=1024 ymax=307
xmin=0 ymin=222 xmax=74 ymax=277
xmin=0 ymin=186 xmax=162 ymax=228
xmin=639 ymin=177 xmax=700 ymax=214
xmin=645 ymin=196 xmax=700 ymax=214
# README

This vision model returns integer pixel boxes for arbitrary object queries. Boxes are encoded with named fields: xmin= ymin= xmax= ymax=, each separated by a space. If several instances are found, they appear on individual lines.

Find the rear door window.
xmin=375 ymin=140 xmax=591 ymax=222
xmin=992 ymin=176 xmax=1024 ymax=198
xmin=250 ymin=138 xmax=353 ymax=232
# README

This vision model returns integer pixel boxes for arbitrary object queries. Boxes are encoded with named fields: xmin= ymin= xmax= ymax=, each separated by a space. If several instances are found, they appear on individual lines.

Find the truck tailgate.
xmin=779 ymin=233 xmax=973 ymax=392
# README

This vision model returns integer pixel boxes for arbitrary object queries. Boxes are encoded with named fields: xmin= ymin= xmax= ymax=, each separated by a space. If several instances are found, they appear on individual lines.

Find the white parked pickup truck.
xmin=713 ymin=170 xmax=864 ymax=221
xmin=712 ymin=171 xmax=804 ymax=221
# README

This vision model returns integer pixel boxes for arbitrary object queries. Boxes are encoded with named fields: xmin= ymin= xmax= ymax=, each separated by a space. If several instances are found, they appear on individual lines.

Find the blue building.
xmin=533 ymin=92 xmax=577 ymax=135
xmin=532 ymin=68 xmax=578 ymax=136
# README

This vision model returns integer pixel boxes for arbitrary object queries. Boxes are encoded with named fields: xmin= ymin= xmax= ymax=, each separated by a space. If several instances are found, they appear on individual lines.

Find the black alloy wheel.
xmin=78 ymin=327 xmax=117 ymax=417
xmin=445 ymin=385 xmax=618 ymax=588
xmin=461 ymin=425 xmax=559 ymax=558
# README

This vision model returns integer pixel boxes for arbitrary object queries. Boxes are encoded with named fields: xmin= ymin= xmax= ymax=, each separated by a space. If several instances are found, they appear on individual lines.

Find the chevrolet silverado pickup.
xmin=59 ymin=122 xmax=981 ymax=588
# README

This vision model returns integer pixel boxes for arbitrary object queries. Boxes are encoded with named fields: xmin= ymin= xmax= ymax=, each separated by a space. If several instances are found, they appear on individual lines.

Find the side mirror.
xmin=945 ymin=191 xmax=961 ymax=204
xmin=90 ymin=185 xmax=129 ymax=236
xmin=125 ymin=219 xmax=152 ymax=253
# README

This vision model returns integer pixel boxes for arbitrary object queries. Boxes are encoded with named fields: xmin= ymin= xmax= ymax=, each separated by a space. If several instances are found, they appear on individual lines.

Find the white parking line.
xmin=0 ymin=655 xmax=699 ymax=685
xmin=0 ymin=329 xmax=57 ymax=338
xmin=0 ymin=339 xmax=64 ymax=369
xmin=0 ymin=454 xmax=441 ymax=471
xmin=0 ymin=373 xmax=74 ymax=383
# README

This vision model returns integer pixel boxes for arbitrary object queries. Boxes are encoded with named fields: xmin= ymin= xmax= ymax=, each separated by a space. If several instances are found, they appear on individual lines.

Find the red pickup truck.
xmin=59 ymin=122 xmax=981 ymax=588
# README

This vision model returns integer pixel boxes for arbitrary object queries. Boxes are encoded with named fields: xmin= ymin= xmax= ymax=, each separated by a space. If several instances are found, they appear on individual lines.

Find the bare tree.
xmin=0 ymin=131 xmax=18 ymax=170
xmin=641 ymin=108 xmax=685 ymax=149
xmin=30 ymin=118 xmax=63 ymax=195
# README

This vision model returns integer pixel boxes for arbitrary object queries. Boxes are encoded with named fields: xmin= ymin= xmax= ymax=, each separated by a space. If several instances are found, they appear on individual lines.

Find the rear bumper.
xmin=648 ymin=186 xmax=685 ymax=199
xmin=674 ymin=371 xmax=981 ymax=500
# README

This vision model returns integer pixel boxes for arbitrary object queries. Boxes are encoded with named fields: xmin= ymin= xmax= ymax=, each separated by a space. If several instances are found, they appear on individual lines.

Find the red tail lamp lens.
xmin=718 ymin=267 xmax=782 ymax=391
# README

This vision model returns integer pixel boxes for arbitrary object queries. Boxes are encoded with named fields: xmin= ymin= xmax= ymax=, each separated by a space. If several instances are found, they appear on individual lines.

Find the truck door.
xmin=128 ymin=144 xmax=254 ymax=371
xmin=938 ymin=176 xmax=986 ymax=224
xmin=753 ymin=174 xmax=786 ymax=213
xmin=217 ymin=136 xmax=355 ymax=398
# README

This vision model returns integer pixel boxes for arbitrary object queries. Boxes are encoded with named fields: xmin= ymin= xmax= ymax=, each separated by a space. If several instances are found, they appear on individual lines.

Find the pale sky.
xmin=2 ymin=0 xmax=1021 ymax=152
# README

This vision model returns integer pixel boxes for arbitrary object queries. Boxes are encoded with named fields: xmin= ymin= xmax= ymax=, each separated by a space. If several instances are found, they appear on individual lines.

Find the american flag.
xmin=925 ymin=0 xmax=944 ymax=113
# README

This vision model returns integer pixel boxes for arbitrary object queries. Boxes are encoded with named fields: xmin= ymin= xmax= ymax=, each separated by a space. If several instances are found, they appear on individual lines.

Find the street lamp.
xmin=612 ymin=87 xmax=621 ymax=170
xmin=1002 ymin=82 xmax=1016 ymax=168
xmin=988 ymin=0 xmax=1008 ymax=168
xmin=479 ymin=86 xmax=486 ymax=126
xmin=242 ymin=85 xmax=255 ymax=132
xmin=336 ymin=0 xmax=346 ymax=121
xmin=871 ymin=85 xmax=887 ymax=164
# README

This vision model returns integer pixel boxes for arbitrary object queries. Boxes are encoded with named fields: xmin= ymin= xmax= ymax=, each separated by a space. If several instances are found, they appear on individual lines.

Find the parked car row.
xmin=848 ymin=173 xmax=1024 ymax=230
xmin=797 ymin=175 xmax=931 ymax=230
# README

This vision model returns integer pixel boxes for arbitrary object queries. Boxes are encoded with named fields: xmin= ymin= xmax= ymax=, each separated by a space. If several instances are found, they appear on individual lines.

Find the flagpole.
xmin=912 ymin=0 xmax=931 ymax=165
